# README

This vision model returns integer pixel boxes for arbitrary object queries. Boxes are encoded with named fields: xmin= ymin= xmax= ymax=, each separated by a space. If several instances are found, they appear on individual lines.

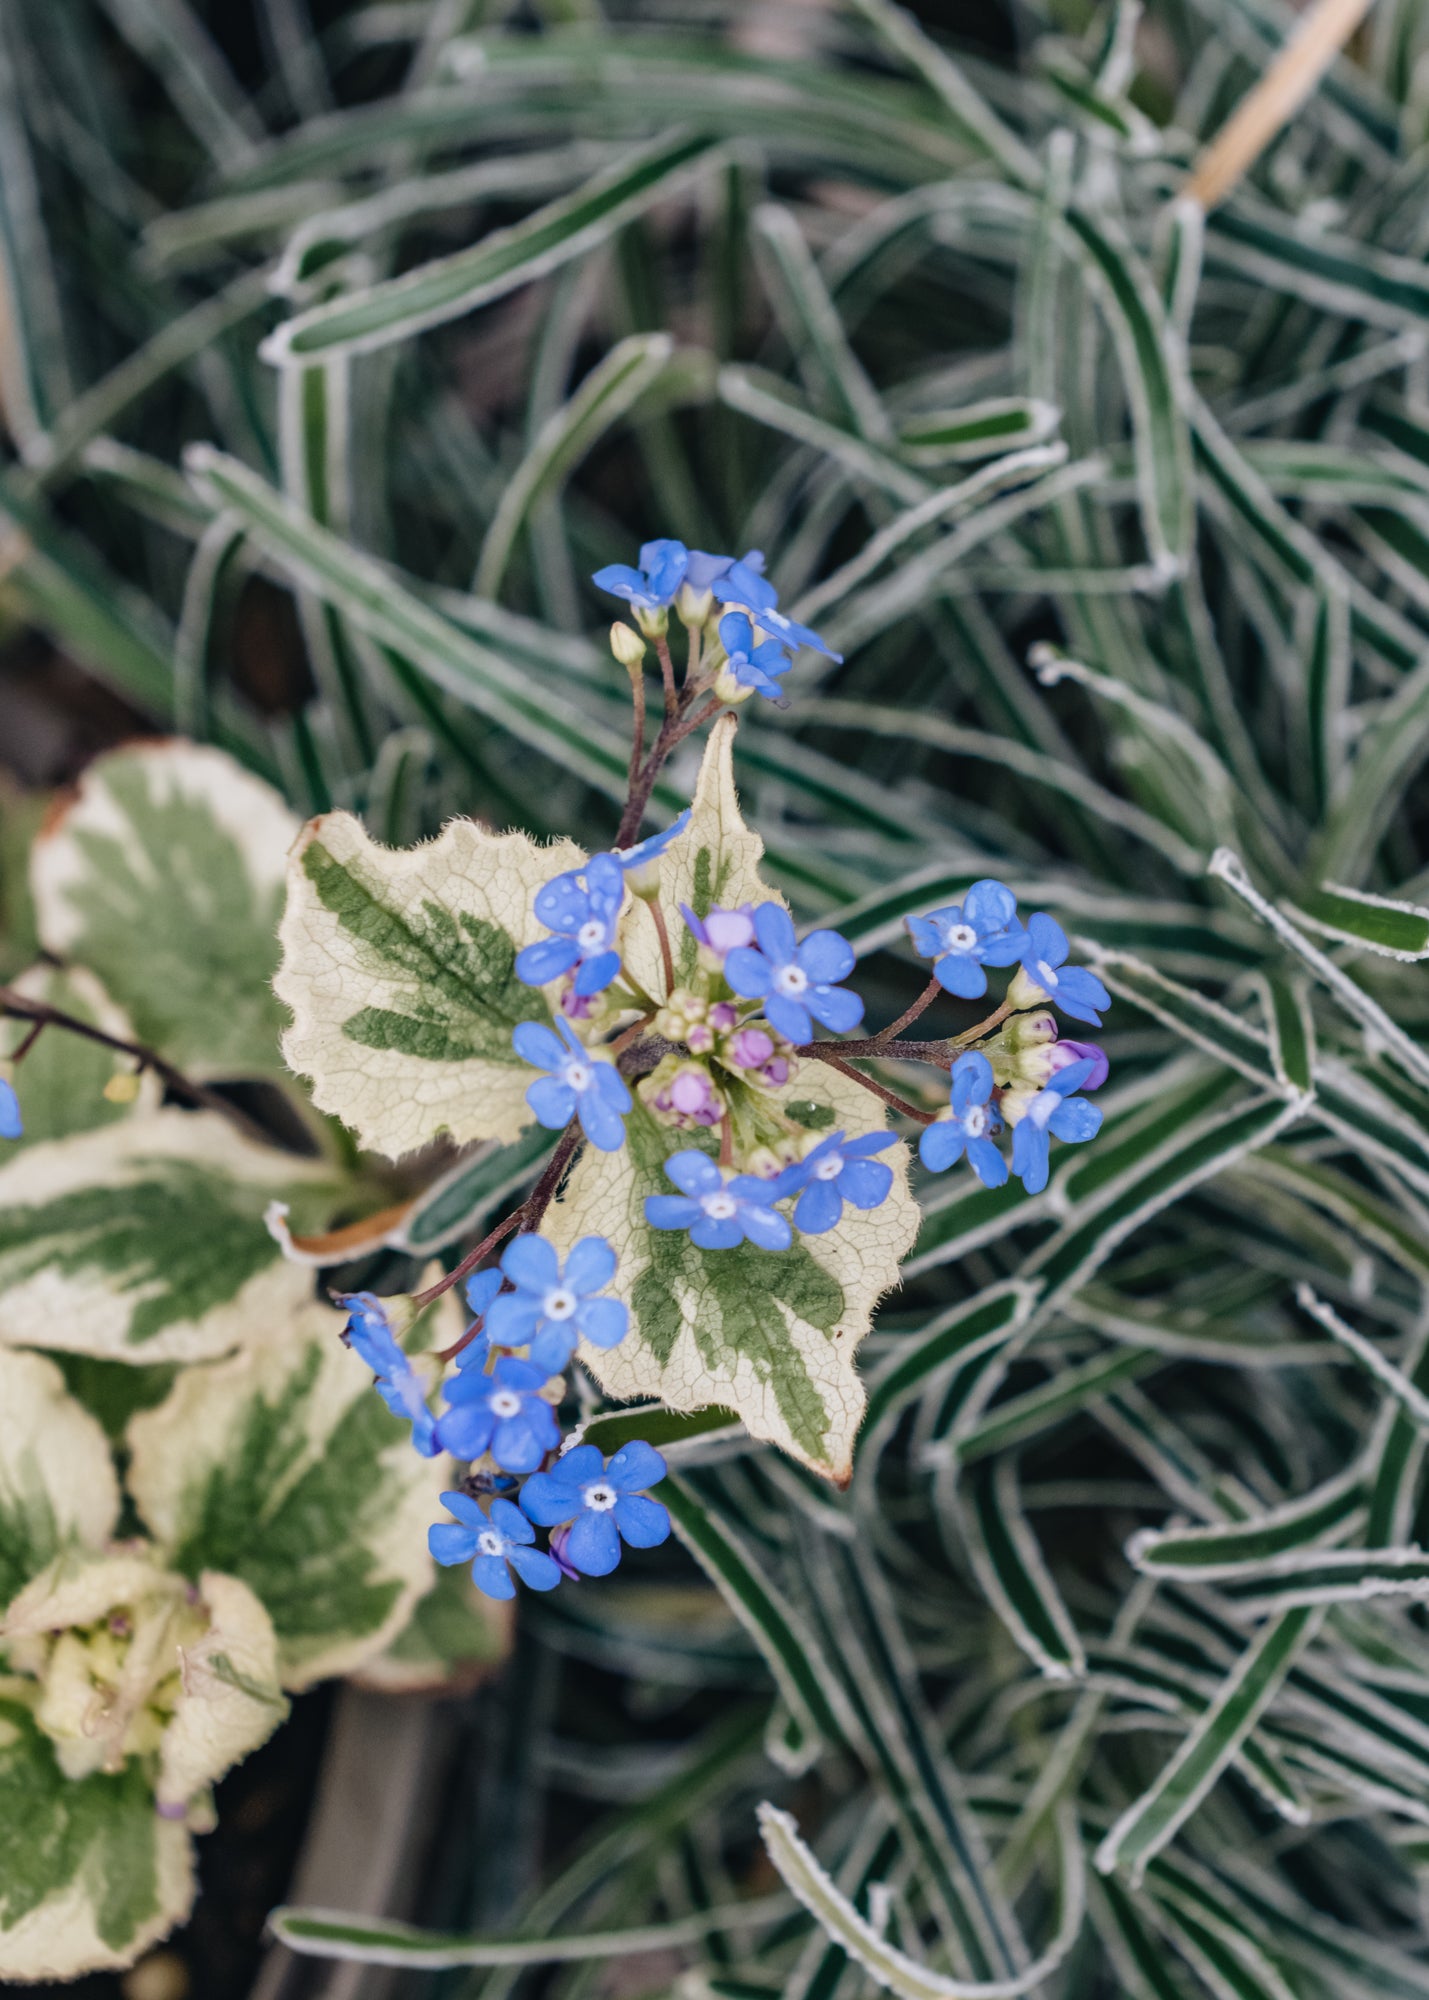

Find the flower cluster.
xmin=341 ymin=1236 xmax=670 ymax=1602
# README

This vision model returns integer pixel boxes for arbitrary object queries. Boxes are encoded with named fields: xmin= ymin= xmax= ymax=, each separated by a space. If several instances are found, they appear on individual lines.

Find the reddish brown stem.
xmin=0 ymin=986 xmax=269 ymax=1141
xmin=625 ymin=666 xmax=646 ymax=801
xmin=873 ymin=973 xmax=943 ymax=1047
xmin=649 ymin=899 xmax=675 ymax=997
xmin=804 ymin=1046 xmax=935 ymax=1125
xmin=9 ymin=1019 xmax=46 ymax=1063
xmin=654 ymin=633 xmax=678 ymax=718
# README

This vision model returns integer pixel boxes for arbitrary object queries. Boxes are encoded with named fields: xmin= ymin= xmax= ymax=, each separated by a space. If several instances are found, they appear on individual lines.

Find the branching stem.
xmin=803 ymin=1047 xmax=936 ymax=1125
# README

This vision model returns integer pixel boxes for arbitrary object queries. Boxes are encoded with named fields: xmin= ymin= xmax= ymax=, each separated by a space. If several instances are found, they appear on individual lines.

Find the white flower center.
xmin=702 ymin=1191 xmax=738 ymax=1220
xmin=813 ymin=1155 xmax=843 ymax=1181
xmin=578 ymin=919 xmax=606 ymax=950
xmin=1035 ymin=960 xmax=1059 ymax=989
xmin=564 ymin=1061 xmax=592 ymax=1091
xmin=583 ymin=1482 xmax=618 ymax=1513
xmin=946 ymin=924 xmax=977 ymax=951
xmin=544 ymin=1286 xmax=578 ymax=1321
xmin=774 ymin=963 xmax=809 ymax=996
xmin=476 ymin=1530 xmax=505 ymax=1558
xmin=963 ymin=1104 xmax=987 ymax=1137
xmin=489 ymin=1389 xmax=523 ymax=1419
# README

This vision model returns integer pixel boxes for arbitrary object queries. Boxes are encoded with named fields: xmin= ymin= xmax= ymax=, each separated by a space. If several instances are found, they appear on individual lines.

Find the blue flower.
xmin=1008 ymin=1057 xmax=1103 ymax=1194
xmin=1014 ymin=913 xmax=1111 ymax=1028
xmin=515 ymin=852 xmax=627 ymax=997
xmin=905 ymin=881 xmax=1025 ymax=1001
xmin=591 ymin=538 xmax=691 ymax=611
xmin=645 ymin=1150 xmax=792 ymax=1251
xmin=615 ymin=808 xmax=691 ymax=876
xmin=449 ymin=1267 xmax=503 ymax=1374
xmin=724 ymin=904 xmax=864 ymax=1046
xmin=436 ymin=1356 xmax=560 ymax=1472
xmin=712 ymin=559 xmax=841 ymax=661
xmin=775 ymin=1129 xmax=896 ymax=1233
xmin=717 ymin=611 xmax=793 ymax=702
xmin=429 ymin=1492 xmax=561 ymax=1600
xmin=512 ymin=1017 xmax=632 ymax=1151
xmin=484 ymin=1232 xmax=629 ymax=1372
xmin=0 ymin=1079 xmax=20 ymax=1141
xmin=918 ymin=1052 xmax=1007 ymax=1187
xmin=337 ymin=1292 xmax=439 ymax=1457
xmin=519 ymin=1441 xmax=670 ymax=1577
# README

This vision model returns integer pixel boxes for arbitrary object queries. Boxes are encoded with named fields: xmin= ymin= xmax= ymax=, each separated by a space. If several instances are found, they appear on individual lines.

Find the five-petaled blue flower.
xmin=725 ymin=904 xmax=864 ymax=1046
xmin=906 ymin=881 xmax=1026 ymax=1001
xmin=776 ymin=1129 xmax=897 ymax=1234
xmin=436 ymin=1355 xmax=560 ymax=1472
xmin=516 ymin=852 xmax=627 ymax=997
xmin=1014 ymin=913 xmax=1111 ymax=1028
xmin=646 ymin=1150 xmax=792 ymax=1251
xmin=591 ymin=538 xmax=692 ymax=612
xmin=0 ymin=1079 xmax=20 ymax=1141
xmin=485 ymin=1232 xmax=629 ymax=1373
xmin=712 ymin=559 xmax=841 ymax=661
xmin=430 ymin=1492 xmax=562 ymax=1600
xmin=918 ymin=1052 xmax=1007 ymax=1187
xmin=1009 ymin=1057 xmax=1103 ymax=1194
xmin=718 ymin=611 xmax=792 ymax=702
xmin=520 ymin=1441 xmax=671 ymax=1577
xmin=337 ymin=1292 xmax=439 ymax=1457
xmin=513 ymin=1018 xmax=632 ymax=1151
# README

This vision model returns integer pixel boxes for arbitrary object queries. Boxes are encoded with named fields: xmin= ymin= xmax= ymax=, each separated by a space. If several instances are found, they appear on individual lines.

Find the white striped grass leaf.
xmin=262 ymin=131 xmax=724 ymax=363
xmin=1299 ymin=1062 xmax=1429 ymax=1203
xmin=94 ymin=0 xmax=262 ymax=171
xmin=1287 ymin=882 xmax=1429 ymax=962
xmin=1069 ymin=1291 xmax=1334 ymax=1369
xmin=1094 ymin=1608 xmax=1322 ymax=1883
xmin=124 ymin=1294 xmax=449 ymax=1688
xmin=661 ymin=1475 xmax=855 ymax=1771
xmin=269 ymin=143 xmax=617 ymax=297
xmin=755 ymin=1799 xmax=1083 ymax=1999
xmin=1205 ymin=202 xmax=1429 ymax=333
xmin=31 ymin=738 xmax=298 ymax=1079
xmin=0 ymin=962 xmax=161 ymax=1151
xmin=1268 ymin=1721 xmax=1429 ymax=1828
xmin=1320 ymin=652 xmax=1429 ymax=881
xmin=1089 ymin=1875 xmax=1200 ymax=2000
xmin=1209 ymin=847 xmax=1429 ymax=1094
xmin=716 ymin=364 xmax=930 ymax=505
xmin=844 ymin=0 xmax=1040 ymax=189
xmin=953 ymin=1346 xmax=1163 ymax=1467
xmin=0 ymin=26 xmax=72 ymax=447
xmin=139 ymin=179 xmax=344 ymax=271
xmin=185 ymin=446 xmax=639 ymax=799
xmin=0 ymin=1110 xmax=331 ymax=1365
xmin=78 ymin=439 xmax=216 ymax=538
xmin=1255 ymin=973 xmax=1315 ymax=1095
xmin=1280 ymin=1661 xmax=1429 ymax=1806
xmin=173 ymin=510 xmax=247 ymax=739
xmin=896 ymin=398 xmax=1061 ymax=466
xmin=750 ymin=203 xmax=890 ymax=445
xmin=395 ymin=1126 xmax=555 ymax=1257
xmin=956 ymin=1456 xmax=1085 ymax=1679
xmin=790 ymin=443 xmax=1070 ymax=625
xmin=474 ymin=333 xmax=675 ymax=598
xmin=816 ymin=454 xmax=1108 ymax=655
xmin=903 ymin=1178 xmax=1048 ymax=1279
xmin=578 ymin=1406 xmax=745 ymax=1466
xmin=1294 ymin=1284 xmax=1429 ymax=1435
xmin=1090 ymin=952 xmax=1279 ymax=1092
xmin=795 ymin=702 xmax=1205 ymax=873
xmin=1059 ymin=209 xmax=1194 ymax=573
xmin=274 ymin=804 xmax=583 ymax=1160
xmin=1126 ymin=1470 xmax=1366 ymax=1579
xmin=781 ymin=1808 xmax=902 ymax=2000
xmin=365 ymin=726 xmax=433 ymax=847
xmin=1238 ymin=439 xmax=1429 ymax=508
xmin=270 ymin=1895 xmax=793 ymax=1970
xmin=1365 ymin=1318 xmax=1429 ymax=1546
xmin=858 ymin=1285 xmax=1035 ymax=1466
xmin=1096 ymin=1389 xmax=1260 ymax=1523
xmin=1147 ymin=1896 xmax=1299 ymax=2000
xmin=1056 ymin=1069 xmax=1240 ymax=1209
xmin=1207 ymin=1549 xmax=1429 ymax=1615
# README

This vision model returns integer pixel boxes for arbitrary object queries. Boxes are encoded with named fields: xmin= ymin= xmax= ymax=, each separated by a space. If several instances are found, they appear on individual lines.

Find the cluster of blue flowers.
xmin=339 ymin=1233 xmax=670 ymax=1602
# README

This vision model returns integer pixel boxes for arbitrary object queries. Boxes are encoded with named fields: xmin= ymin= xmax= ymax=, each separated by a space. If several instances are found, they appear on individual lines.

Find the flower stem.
xmin=654 ymin=633 xmax=678 ymax=718
xmin=803 ymin=1046 xmax=935 ymax=1125
xmin=648 ymin=898 xmax=675 ymax=997
xmin=625 ymin=665 xmax=646 ymax=802
xmin=872 ymin=973 xmax=943 ymax=1047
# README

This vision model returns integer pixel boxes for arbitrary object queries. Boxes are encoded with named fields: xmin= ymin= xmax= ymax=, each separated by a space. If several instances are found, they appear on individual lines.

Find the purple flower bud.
xmin=560 ymin=987 xmax=597 ymax=1021
xmin=760 ymin=1056 xmax=794 ymax=1088
xmin=681 ymin=903 xmax=756 ymax=958
xmin=1048 ymin=1039 xmax=1108 ymax=1090
xmin=708 ymin=1001 xmax=739 ymax=1031
xmin=728 ymin=1026 xmax=776 ymax=1069
xmin=548 ymin=1523 xmax=581 ymax=1582
xmin=687 ymin=1022 xmax=715 ymax=1053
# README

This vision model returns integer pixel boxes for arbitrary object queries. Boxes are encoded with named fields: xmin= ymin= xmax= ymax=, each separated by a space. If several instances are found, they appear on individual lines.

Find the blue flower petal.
xmin=507 ymin=1546 xmax=562 ymax=1591
xmin=753 ymin=903 xmax=797 ymax=961
xmin=470 ymin=1554 xmax=517 ymax=1600
xmin=563 ymin=1234 xmax=617 ymax=1294
xmin=566 ymin=1509 xmax=622 ymax=1576
xmin=613 ymin=1494 xmax=671 ymax=1548
xmin=519 ymin=1469 xmax=577 ymax=1527
xmin=575 ymin=1295 xmax=629 ymax=1349
xmin=793 ymin=1177 xmax=843 ymax=1235
xmin=765 ymin=994 xmax=814 ymax=1045
xmin=607 ymin=1440 xmax=668 ymax=1492
xmin=526 ymin=1076 xmax=576 ymax=1130
xmin=645 ymin=1194 xmax=703 ymax=1232
xmin=934 ymin=953 xmax=988 ymax=999
xmin=919 ymin=1121 xmax=966 ymax=1173
xmin=806 ymin=984 xmax=864 ymax=1034
xmin=502 ymin=1234 xmax=560 ymax=1290
xmin=838 ymin=1158 xmax=893 ymax=1210
xmin=966 ymin=1136 xmax=1009 ymax=1188
xmin=512 ymin=1020 xmax=567 ymax=1070
xmin=429 ymin=1522 xmax=479 ymax=1566
xmin=796 ymin=930 xmax=855 ymax=983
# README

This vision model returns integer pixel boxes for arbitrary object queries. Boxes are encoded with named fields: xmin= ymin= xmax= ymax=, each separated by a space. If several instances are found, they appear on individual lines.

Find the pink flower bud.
xmin=687 ymin=1022 xmax=715 ymax=1053
xmin=759 ymin=1056 xmax=794 ymax=1089
xmin=708 ymin=1001 xmax=739 ymax=1031
xmin=728 ymin=1026 xmax=775 ymax=1069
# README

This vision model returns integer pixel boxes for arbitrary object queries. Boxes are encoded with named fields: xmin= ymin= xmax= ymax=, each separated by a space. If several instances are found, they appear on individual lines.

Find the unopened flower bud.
xmin=635 ymin=603 xmax=669 ymax=640
xmin=714 ymin=667 xmax=754 ymax=706
xmin=1005 ymin=1009 xmax=1058 ymax=1049
xmin=759 ymin=1055 xmax=795 ymax=1089
xmin=643 ymin=1056 xmax=725 ymax=1130
xmin=1048 ymin=1039 xmax=1109 ymax=1090
xmin=1008 ymin=964 xmax=1051 ymax=1011
xmin=744 ymin=1146 xmax=784 ymax=1180
xmin=609 ymin=621 xmax=646 ymax=670
xmin=676 ymin=581 xmax=714 ymax=627
xmin=728 ymin=1026 xmax=776 ymax=1070
xmin=708 ymin=1000 xmax=739 ymax=1031
xmin=686 ymin=1022 xmax=715 ymax=1054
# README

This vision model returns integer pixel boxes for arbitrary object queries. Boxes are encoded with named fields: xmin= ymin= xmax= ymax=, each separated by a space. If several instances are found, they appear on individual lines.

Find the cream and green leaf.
xmin=29 ymin=741 xmax=298 ymax=1079
xmin=275 ymin=809 xmax=585 ymax=1159
xmin=0 ymin=1350 xmax=119 ymax=1608
xmin=545 ymin=726 xmax=918 ymax=1481
xmin=125 ymin=1300 xmax=448 ymax=1687
xmin=0 ymin=963 xmax=160 ymax=1151
xmin=0 ymin=1111 xmax=332 ymax=1364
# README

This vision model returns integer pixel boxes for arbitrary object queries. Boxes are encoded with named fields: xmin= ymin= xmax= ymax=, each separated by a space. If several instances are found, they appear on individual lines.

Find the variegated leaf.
xmin=125 ymin=1298 xmax=447 ymax=1687
xmin=0 ymin=1111 xmax=332 ymax=1364
xmin=30 ymin=741 xmax=298 ymax=1078
xmin=275 ymin=808 xmax=585 ymax=1159
xmin=0 ymin=963 xmax=160 ymax=1150
xmin=0 ymin=1349 xmax=119 ymax=1609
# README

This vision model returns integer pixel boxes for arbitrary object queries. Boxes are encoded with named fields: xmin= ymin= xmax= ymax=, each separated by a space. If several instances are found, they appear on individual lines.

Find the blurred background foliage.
xmin=10 ymin=0 xmax=1429 ymax=1996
